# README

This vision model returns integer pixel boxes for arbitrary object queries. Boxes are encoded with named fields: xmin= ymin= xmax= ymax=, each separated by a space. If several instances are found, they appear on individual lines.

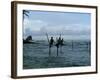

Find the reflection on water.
xmin=23 ymin=40 xmax=91 ymax=69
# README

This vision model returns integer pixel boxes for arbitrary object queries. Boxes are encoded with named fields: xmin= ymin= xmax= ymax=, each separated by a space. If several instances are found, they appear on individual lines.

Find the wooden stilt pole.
xmin=49 ymin=47 xmax=51 ymax=56
xmin=46 ymin=33 xmax=51 ymax=56
xmin=57 ymin=47 xmax=58 ymax=56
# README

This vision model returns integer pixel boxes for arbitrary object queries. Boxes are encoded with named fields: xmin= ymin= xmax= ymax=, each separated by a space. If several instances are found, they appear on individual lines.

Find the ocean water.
xmin=23 ymin=40 xmax=91 ymax=69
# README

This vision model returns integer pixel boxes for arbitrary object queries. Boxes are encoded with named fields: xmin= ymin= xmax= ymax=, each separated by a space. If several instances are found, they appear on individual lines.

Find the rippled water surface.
xmin=23 ymin=40 xmax=91 ymax=69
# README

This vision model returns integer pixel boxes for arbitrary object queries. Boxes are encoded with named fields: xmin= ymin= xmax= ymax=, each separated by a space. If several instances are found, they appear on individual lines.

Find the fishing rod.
xmin=45 ymin=33 xmax=51 ymax=56
xmin=46 ymin=33 xmax=49 ymax=43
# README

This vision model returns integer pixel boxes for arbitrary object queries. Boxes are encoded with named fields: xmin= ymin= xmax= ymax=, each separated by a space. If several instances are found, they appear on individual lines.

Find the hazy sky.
xmin=23 ymin=10 xmax=91 ymax=40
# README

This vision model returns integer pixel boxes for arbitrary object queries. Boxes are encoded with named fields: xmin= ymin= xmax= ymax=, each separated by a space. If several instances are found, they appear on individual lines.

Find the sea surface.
xmin=23 ymin=40 xmax=91 ymax=69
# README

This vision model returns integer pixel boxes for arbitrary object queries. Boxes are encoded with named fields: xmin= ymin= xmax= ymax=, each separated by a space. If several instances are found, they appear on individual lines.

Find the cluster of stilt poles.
xmin=46 ymin=33 xmax=64 ymax=56
xmin=46 ymin=33 xmax=90 ymax=57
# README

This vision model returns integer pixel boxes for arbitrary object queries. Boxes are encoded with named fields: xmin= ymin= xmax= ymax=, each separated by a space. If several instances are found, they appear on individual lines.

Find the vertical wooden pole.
xmin=49 ymin=47 xmax=51 ymax=56
xmin=57 ymin=47 xmax=58 ymax=56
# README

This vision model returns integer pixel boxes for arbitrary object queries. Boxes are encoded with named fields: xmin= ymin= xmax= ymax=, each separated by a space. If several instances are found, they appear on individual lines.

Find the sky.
xmin=23 ymin=10 xmax=91 ymax=40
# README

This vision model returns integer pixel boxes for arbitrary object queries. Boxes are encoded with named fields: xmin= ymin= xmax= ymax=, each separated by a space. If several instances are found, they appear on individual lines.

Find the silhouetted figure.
xmin=61 ymin=38 xmax=64 ymax=45
xmin=60 ymin=38 xmax=64 ymax=53
xmin=49 ymin=37 xmax=54 ymax=48
xmin=49 ymin=37 xmax=54 ymax=56
xmin=58 ymin=37 xmax=61 ymax=42
xmin=55 ymin=38 xmax=60 ymax=56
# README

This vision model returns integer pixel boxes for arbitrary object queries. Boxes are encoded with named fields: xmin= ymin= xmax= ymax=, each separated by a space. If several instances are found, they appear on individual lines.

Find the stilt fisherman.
xmin=48 ymin=37 xmax=54 ymax=56
xmin=49 ymin=37 xmax=54 ymax=48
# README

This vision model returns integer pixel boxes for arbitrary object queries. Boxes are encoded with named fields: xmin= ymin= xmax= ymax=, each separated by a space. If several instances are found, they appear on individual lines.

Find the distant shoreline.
xmin=23 ymin=35 xmax=90 ymax=41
